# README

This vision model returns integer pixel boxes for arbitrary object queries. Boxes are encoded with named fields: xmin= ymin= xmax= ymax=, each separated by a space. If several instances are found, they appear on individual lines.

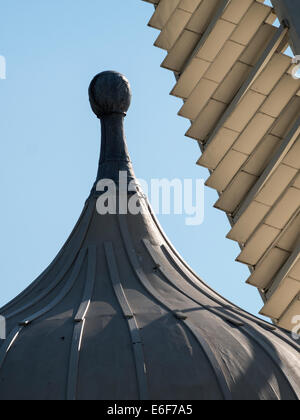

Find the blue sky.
xmin=0 ymin=0 xmax=279 ymax=319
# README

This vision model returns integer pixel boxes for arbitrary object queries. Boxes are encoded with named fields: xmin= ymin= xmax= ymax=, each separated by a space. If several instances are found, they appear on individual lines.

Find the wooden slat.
xmin=142 ymin=0 xmax=300 ymax=331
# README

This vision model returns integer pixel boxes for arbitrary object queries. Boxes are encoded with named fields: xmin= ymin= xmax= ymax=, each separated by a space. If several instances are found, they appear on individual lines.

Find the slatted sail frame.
xmin=143 ymin=0 xmax=300 ymax=331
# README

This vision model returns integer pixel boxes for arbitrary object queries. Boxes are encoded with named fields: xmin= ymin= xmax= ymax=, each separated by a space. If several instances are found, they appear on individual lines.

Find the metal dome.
xmin=0 ymin=71 xmax=299 ymax=401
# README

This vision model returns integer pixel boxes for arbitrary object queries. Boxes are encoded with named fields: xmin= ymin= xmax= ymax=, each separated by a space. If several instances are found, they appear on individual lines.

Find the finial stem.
xmin=89 ymin=71 xmax=135 ymax=194
xmin=96 ymin=114 xmax=135 ymax=185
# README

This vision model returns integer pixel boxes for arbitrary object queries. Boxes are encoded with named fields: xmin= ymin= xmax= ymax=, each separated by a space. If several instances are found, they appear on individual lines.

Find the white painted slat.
xmin=142 ymin=0 xmax=300 ymax=331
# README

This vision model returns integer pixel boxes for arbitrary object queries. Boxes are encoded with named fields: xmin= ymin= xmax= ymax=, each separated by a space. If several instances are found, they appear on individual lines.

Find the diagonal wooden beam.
xmin=233 ymin=116 xmax=300 ymax=223
xmin=181 ymin=0 xmax=231 ymax=74
xmin=272 ymin=0 xmax=300 ymax=55
xmin=203 ymin=24 xmax=288 ymax=148
xmin=265 ymin=237 xmax=300 ymax=301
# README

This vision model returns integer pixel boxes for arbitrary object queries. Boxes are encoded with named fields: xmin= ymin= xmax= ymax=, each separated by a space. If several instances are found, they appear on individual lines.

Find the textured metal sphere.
xmin=89 ymin=71 xmax=132 ymax=117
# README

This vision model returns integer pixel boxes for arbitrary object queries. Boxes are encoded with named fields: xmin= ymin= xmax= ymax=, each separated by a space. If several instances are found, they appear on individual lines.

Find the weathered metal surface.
xmin=0 ymin=71 xmax=299 ymax=400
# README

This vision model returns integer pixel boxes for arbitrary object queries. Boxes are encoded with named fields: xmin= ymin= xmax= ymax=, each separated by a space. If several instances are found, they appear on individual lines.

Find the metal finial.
xmin=88 ymin=71 xmax=132 ymax=118
xmin=88 ymin=71 xmax=135 ymax=188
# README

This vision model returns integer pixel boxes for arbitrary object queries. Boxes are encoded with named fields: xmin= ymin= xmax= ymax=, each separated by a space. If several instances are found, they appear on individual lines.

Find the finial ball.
xmin=89 ymin=71 xmax=132 ymax=118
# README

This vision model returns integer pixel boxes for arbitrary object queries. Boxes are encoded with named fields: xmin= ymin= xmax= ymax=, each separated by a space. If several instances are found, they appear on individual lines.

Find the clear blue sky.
xmin=0 ymin=0 xmax=276 ymax=319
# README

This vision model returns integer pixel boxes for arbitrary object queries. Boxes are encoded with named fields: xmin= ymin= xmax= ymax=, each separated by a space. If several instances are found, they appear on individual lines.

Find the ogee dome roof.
xmin=0 ymin=72 xmax=299 ymax=400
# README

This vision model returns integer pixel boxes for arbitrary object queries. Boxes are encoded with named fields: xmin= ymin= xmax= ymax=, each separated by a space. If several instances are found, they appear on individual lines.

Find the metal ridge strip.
xmin=143 ymin=238 xmax=245 ymax=327
xmin=21 ymin=248 xmax=87 ymax=325
xmin=75 ymin=246 xmax=97 ymax=322
xmin=156 ymin=224 xmax=299 ymax=351
xmin=144 ymin=196 xmax=273 ymax=324
xmin=241 ymin=324 xmax=300 ymax=400
xmin=66 ymin=319 xmax=86 ymax=401
xmin=67 ymin=245 xmax=97 ymax=401
xmin=0 ymin=199 xmax=91 ymax=314
xmin=117 ymin=214 xmax=232 ymax=401
xmin=0 ymin=246 xmax=86 ymax=382
xmin=0 ymin=326 xmax=23 ymax=371
xmin=143 ymin=240 xmax=300 ymax=392
xmin=144 ymin=197 xmax=234 ymax=306
xmin=4 ymin=202 xmax=94 ymax=320
xmin=104 ymin=241 xmax=149 ymax=401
